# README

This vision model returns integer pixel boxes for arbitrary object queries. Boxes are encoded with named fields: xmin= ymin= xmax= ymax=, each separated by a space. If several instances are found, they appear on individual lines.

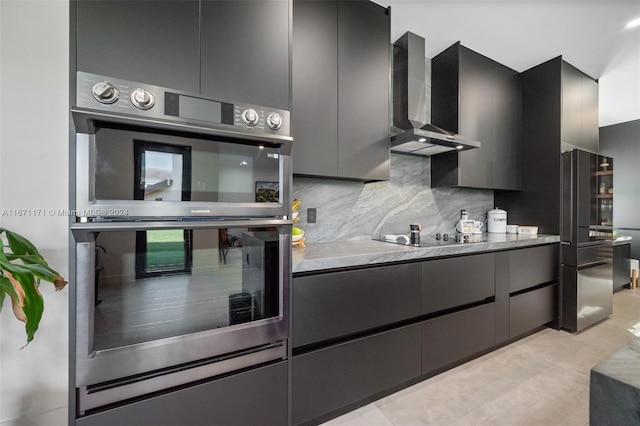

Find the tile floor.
xmin=323 ymin=288 xmax=640 ymax=426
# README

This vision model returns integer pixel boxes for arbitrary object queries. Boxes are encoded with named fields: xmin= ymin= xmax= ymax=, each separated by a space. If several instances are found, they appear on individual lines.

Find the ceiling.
xmin=379 ymin=0 xmax=640 ymax=126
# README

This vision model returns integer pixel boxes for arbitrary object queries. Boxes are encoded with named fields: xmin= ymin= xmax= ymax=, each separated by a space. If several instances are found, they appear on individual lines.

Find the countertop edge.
xmin=292 ymin=234 xmax=560 ymax=274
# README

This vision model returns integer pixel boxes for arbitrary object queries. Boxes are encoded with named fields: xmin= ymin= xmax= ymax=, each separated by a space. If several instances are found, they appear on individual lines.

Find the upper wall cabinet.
xmin=76 ymin=0 xmax=201 ymax=93
xmin=292 ymin=0 xmax=391 ymax=181
xmin=200 ymin=0 xmax=290 ymax=110
xmin=430 ymin=43 xmax=522 ymax=190
xmin=75 ymin=0 xmax=291 ymax=109
xmin=561 ymin=61 xmax=599 ymax=153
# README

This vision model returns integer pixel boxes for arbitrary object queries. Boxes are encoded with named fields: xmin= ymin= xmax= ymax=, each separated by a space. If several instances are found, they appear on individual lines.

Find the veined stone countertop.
xmin=292 ymin=233 xmax=560 ymax=274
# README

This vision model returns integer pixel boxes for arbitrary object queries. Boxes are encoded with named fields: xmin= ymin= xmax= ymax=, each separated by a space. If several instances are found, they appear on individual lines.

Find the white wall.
xmin=0 ymin=1 xmax=69 ymax=425
xmin=599 ymin=52 xmax=640 ymax=127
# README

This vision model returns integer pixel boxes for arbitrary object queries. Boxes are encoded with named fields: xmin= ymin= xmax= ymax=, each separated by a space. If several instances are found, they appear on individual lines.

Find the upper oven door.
xmin=72 ymin=219 xmax=291 ymax=388
xmin=72 ymin=72 xmax=292 ymax=219
xmin=75 ymin=123 xmax=291 ymax=219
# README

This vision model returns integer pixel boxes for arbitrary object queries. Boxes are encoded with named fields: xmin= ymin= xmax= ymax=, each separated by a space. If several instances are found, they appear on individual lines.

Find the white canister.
xmin=487 ymin=208 xmax=507 ymax=233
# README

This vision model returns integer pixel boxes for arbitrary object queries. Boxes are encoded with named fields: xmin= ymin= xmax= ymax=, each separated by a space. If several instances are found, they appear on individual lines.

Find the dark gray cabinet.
xmin=76 ymin=0 xmax=200 ymax=92
xmin=76 ymin=361 xmax=288 ymax=426
xmin=291 ymin=0 xmax=338 ymax=177
xmin=290 ymin=246 xmax=560 ymax=424
xmin=292 ymin=263 xmax=421 ymax=348
xmin=509 ymin=284 xmax=557 ymax=338
xmin=495 ymin=57 xmax=598 ymax=234
xmin=561 ymin=61 xmax=599 ymax=153
xmin=422 ymin=303 xmax=496 ymax=375
xmin=422 ymin=253 xmax=495 ymax=314
xmin=75 ymin=0 xmax=290 ymax=108
xmin=292 ymin=324 xmax=421 ymax=425
xmin=200 ymin=0 xmax=290 ymax=110
xmin=431 ymin=43 xmax=521 ymax=190
xmin=336 ymin=1 xmax=390 ymax=181
xmin=613 ymin=243 xmax=631 ymax=291
xmin=292 ymin=0 xmax=390 ymax=181
xmin=495 ymin=244 xmax=559 ymax=341
xmin=504 ymin=244 xmax=558 ymax=293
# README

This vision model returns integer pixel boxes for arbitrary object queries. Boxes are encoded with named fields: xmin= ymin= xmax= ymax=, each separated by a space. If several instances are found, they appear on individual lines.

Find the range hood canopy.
xmin=391 ymin=124 xmax=480 ymax=156
xmin=391 ymin=32 xmax=480 ymax=156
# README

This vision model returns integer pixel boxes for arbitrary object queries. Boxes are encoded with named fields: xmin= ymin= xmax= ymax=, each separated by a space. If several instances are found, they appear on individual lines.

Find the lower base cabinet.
xmin=613 ymin=243 xmax=631 ymax=291
xmin=422 ymin=303 xmax=496 ymax=374
xmin=292 ymin=324 xmax=422 ymax=425
xmin=75 ymin=361 xmax=288 ymax=426
xmin=509 ymin=284 xmax=558 ymax=339
xmin=291 ymin=244 xmax=559 ymax=425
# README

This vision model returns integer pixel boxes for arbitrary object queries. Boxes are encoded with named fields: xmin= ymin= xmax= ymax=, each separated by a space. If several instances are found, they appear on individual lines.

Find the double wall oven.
xmin=71 ymin=72 xmax=292 ymax=416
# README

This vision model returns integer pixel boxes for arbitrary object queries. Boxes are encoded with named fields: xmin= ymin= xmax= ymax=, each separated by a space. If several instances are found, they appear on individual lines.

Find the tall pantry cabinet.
xmin=495 ymin=56 xmax=599 ymax=234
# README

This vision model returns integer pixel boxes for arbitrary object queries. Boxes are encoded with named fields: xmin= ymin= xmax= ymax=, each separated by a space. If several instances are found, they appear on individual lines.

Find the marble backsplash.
xmin=292 ymin=154 xmax=494 ymax=243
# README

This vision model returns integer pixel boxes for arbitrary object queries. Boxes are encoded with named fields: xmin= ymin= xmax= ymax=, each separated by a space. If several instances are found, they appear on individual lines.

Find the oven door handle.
xmin=71 ymin=219 xmax=293 ymax=235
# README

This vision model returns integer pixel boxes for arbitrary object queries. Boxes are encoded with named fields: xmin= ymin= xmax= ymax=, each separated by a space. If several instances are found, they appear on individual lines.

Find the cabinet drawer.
xmin=292 ymin=324 xmax=421 ymax=425
xmin=77 ymin=361 xmax=288 ymax=426
xmin=292 ymin=263 xmax=421 ymax=348
xmin=507 ymin=245 xmax=558 ymax=293
xmin=509 ymin=284 xmax=557 ymax=338
xmin=422 ymin=303 xmax=496 ymax=374
xmin=422 ymin=253 xmax=495 ymax=314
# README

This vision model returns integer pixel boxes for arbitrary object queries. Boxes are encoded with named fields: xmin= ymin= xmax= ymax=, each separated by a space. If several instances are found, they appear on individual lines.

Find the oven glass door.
xmin=74 ymin=220 xmax=290 ymax=388
xmin=76 ymin=125 xmax=289 ymax=218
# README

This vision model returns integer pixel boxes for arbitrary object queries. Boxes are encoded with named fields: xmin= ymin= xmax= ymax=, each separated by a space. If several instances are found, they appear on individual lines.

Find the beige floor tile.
xmin=322 ymin=404 xmax=394 ymax=426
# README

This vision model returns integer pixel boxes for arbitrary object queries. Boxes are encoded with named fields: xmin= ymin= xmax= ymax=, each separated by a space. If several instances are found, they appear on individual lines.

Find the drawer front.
xmin=77 ymin=361 xmax=288 ymax=426
xmin=509 ymin=284 xmax=558 ymax=338
xmin=292 ymin=324 xmax=422 ymax=425
xmin=293 ymin=263 xmax=422 ymax=348
xmin=422 ymin=253 xmax=495 ymax=314
xmin=506 ymin=244 xmax=559 ymax=293
xmin=422 ymin=303 xmax=496 ymax=374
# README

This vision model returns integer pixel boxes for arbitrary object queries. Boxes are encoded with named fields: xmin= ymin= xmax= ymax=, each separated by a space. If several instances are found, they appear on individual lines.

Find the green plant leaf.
xmin=0 ymin=275 xmax=19 ymax=304
xmin=6 ymin=254 xmax=49 ymax=264
xmin=0 ymin=228 xmax=66 ymax=345
xmin=0 ymin=275 xmax=14 ymax=312
xmin=0 ymin=238 xmax=8 ymax=262
xmin=5 ymin=255 xmax=60 ymax=280
xmin=21 ymin=264 xmax=62 ymax=287
xmin=2 ymin=229 xmax=42 ymax=257
xmin=2 ymin=269 xmax=44 ymax=345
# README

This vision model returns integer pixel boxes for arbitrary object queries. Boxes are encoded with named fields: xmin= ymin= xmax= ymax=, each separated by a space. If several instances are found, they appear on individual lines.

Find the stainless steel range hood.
xmin=391 ymin=32 xmax=480 ymax=156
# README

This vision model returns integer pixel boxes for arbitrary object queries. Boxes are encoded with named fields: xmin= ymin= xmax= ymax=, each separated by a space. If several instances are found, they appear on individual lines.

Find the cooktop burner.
xmin=378 ymin=233 xmax=487 ymax=247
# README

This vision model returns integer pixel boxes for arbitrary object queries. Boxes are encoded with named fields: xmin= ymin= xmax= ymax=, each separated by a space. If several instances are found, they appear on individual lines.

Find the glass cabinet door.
xmin=595 ymin=156 xmax=613 ymax=227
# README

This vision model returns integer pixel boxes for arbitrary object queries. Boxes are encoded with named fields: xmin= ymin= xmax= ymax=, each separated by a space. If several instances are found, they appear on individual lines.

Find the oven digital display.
xmin=165 ymin=92 xmax=234 ymax=125
xmin=180 ymin=95 xmax=221 ymax=122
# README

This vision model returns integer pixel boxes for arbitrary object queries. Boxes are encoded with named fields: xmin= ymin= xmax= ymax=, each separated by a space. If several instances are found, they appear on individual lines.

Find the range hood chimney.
xmin=391 ymin=32 xmax=480 ymax=156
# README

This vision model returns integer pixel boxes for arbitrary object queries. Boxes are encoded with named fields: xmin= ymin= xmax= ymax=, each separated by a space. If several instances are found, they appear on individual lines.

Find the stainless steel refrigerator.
xmin=560 ymin=149 xmax=614 ymax=332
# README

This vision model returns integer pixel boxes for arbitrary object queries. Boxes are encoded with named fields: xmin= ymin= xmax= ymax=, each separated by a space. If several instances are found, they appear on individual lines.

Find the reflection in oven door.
xmin=75 ymin=125 xmax=291 ymax=219
xmin=72 ymin=220 xmax=290 ymax=414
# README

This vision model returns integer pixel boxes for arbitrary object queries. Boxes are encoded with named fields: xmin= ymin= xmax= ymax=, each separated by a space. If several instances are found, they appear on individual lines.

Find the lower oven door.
xmin=72 ymin=219 xmax=290 ymax=412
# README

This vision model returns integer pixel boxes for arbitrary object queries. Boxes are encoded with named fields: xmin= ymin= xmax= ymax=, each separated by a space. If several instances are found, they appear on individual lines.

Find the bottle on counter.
xmin=410 ymin=222 xmax=421 ymax=246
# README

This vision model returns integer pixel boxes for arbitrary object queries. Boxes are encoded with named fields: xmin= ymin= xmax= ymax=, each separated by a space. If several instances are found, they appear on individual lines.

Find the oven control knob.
xmin=91 ymin=81 xmax=119 ymax=104
xmin=241 ymin=108 xmax=259 ymax=127
xmin=265 ymin=112 xmax=282 ymax=130
xmin=130 ymin=88 xmax=155 ymax=110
